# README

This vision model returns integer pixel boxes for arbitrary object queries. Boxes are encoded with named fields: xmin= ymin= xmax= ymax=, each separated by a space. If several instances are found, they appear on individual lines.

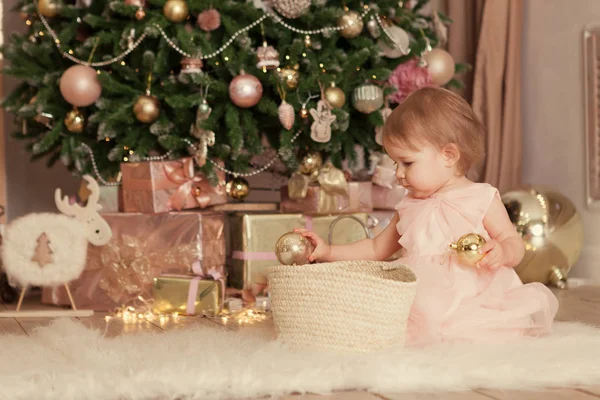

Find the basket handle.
xmin=328 ymin=215 xmax=373 ymax=245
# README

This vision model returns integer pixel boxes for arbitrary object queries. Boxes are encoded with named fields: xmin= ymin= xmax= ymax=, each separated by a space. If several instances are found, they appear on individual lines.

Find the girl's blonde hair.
xmin=382 ymin=87 xmax=485 ymax=174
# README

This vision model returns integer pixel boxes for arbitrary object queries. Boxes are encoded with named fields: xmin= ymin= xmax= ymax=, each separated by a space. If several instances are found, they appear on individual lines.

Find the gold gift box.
xmin=229 ymin=213 xmax=370 ymax=290
xmin=152 ymin=275 xmax=223 ymax=317
xmin=280 ymin=182 xmax=373 ymax=215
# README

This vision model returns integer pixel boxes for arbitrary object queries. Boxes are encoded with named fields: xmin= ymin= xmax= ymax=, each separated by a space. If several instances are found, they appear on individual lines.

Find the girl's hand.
xmin=294 ymin=228 xmax=331 ymax=262
xmin=477 ymin=239 xmax=506 ymax=270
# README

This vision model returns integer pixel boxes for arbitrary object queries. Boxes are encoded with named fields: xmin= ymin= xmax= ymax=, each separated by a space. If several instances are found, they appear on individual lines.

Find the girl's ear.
xmin=441 ymin=143 xmax=460 ymax=168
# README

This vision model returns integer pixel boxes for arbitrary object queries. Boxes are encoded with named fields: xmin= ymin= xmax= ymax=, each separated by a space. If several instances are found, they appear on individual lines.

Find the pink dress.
xmin=396 ymin=183 xmax=558 ymax=347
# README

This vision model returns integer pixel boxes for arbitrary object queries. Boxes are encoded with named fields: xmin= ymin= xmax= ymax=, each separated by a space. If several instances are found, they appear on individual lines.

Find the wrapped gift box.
xmin=280 ymin=182 xmax=373 ymax=215
xmin=371 ymin=185 xmax=407 ymax=210
xmin=121 ymin=157 xmax=227 ymax=214
xmin=229 ymin=213 xmax=371 ymax=290
xmin=79 ymin=180 xmax=123 ymax=213
xmin=152 ymin=274 xmax=224 ymax=317
xmin=41 ymin=211 xmax=226 ymax=310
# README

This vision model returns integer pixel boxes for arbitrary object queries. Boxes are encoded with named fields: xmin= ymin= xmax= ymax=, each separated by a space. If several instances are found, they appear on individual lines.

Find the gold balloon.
xmin=449 ymin=233 xmax=486 ymax=266
xmin=501 ymin=186 xmax=584 ymax=289
xmin=338 ymin=10 xmax=364 ymax=39
xmin=324 ymin=84 xmax=346 ymax=109
xmin=299 ymin=152 xmax=322 ymax=175
xmin=38 ymin=0 xmax=59 ymax=18
xmin=226 ymin=177 xmax=250 ymax=200
xmin=277 ymin=65 xmax=300 ymax=89
xmin=163 ymin=0 xmax=188 ymax=22
xmin=64 ymin=109 xmax=85 ymax=133
xmin=275 ymin=232 xmax=314 ymax=265
xmin=133 ymin=95 xmax=160 ymax=123
xmin=422 ymin=48 xmax=455 ymax=86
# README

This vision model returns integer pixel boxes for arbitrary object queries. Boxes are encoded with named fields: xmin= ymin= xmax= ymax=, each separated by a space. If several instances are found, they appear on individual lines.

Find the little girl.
xmin=297 ymin=87 xmax=558 ymax=347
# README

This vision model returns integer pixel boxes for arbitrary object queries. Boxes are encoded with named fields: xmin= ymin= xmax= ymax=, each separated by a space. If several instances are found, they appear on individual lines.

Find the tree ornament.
xmin=64 ymin=108 xmax=86 ymax=133
xmin=133 ymin=95 xmax=160 ymax=123
xmin=297 ymin=90 xmax=318 ymax=121
xmin=38 ymin=0 xmax=60 ymax=18
xmin=163 ymin=0 xmax=188 ymax=23
xmin=275 ymin=231 xmax=313 ymax=265
xmin=375 ymin=104 xmax=392 ymax=145
xmin=299 ymin=152 xmax=322 ymax=175
xmin=273 ymin=0 xmax=310 ymax=19
xmin=431 ymin=8 xmax=448 ymax=47
xmin=449 ymin=233 xmax=486 ymax=266
xmin=277 ymin=65 xmax=300 ymax=89
xmin=324 ymin=82 xmax=345 ymax=109
xmin=276 ymin=83 xmax=294 ymax=130
xmin=378 ymin=25 xmax=410 ymax=58
xmin=180 ymin=57 xmax=203 ymax=73
xmin=229 ymin=71 xmax=263 ymax=108
xmin=422 ymin=48 xmax=455 ymax=86
xmin=59 ymin=65 xmax=102 ymax=107
xmin=310 ymin=100 xmax=336 ymax=143
xmin=226 ymin=177 xmax=250 ymax=200
xmin=304 ymin=35 xmax=312 ymax=48
xmin=256 ymin=43 xmax=280 ymax=72
xmin=338 ymin=9 xmax=364 ymax=39
xmin=197 ymin=8 xmax=221 ymax=31
xmin=352 ymin=83 xmax=384 ymax=114
xmin=29 ymin=96 xmax=54 ymax=127
xmin=190 ymin=85 xmax=215 ymax=167
xmin=366 ymin=16 xmax=381 ymax=38
xmin=125 ymin=0 xmax=145 ymax=19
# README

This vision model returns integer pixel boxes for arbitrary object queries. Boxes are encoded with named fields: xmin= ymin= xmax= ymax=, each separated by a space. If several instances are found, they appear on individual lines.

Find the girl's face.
xmin=384 ymin=139 xmax=458 ymax=199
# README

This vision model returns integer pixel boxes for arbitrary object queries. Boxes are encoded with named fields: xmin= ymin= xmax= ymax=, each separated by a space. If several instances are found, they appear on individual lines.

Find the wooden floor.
xmin=2 ymin=284 xmax=600 ymax=399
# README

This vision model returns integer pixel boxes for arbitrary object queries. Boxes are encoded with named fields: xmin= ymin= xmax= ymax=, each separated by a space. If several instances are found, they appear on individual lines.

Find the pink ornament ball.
xmin=59 ymin=65 xmax=102 ymax=107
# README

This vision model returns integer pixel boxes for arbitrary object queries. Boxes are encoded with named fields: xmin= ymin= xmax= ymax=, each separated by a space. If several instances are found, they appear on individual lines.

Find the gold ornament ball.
xmin=501 ymin=186 xmax=584 ymax=289
xmin=38 ymin=0 xmax=60 ymax=18
xmin=324 ymin=85 xmax=346 ymax=109
xmin=163 ymin=0 xmax=188 ymax=22
xmin=299 ymin=152 xmax=323 ymax=175
xmin=226 ymin=177 xmax=250 ymax=200
xmin=277 ymin=66 xmax=300 ymax=90
xmin=338 ymin=10 xmax=364 ymax=39
xmin=64 ymin=109 xmax=85 ymax=133
xmin=275 ymin=231 xmax=314 ymax=266
xmin=133 ymin=95 xmax=160 ymax=123
xmin=352 ymin=83 xmax=384 ymax=114
xmin=422 ymin=48 xmax=455 ymax=86
xmin=449 ymin=233 xmax=486 ymax=266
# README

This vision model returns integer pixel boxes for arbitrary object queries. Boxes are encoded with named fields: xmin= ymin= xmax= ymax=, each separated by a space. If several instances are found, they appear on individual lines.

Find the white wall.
xmin=522 ymin=0 xmax=600 ymax=279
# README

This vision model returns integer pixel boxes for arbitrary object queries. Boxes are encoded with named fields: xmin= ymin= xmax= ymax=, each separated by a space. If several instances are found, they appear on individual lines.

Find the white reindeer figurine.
xmin=0 ymin=175 xmax=112 ymax=317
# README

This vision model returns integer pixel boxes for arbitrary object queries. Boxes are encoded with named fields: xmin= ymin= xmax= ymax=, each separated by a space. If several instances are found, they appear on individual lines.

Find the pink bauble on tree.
xmin=59 ymin=65 xmax=102 ymax=107
xmin=229 ymin=72 xmax=263 ymax=108
xmin=197 ymin=8 xmax=221 ymax=31
xmin=387 ymin=58 xmax=434 ymax=104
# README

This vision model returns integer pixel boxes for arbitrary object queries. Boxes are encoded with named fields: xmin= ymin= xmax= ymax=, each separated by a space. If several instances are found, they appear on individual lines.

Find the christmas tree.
xmin=0 ymin=0 xmax=463 ymax=187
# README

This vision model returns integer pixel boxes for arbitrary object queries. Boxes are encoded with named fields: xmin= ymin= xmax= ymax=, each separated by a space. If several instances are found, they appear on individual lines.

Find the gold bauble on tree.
xmin=421 ymin=48 xmax=455 ymax=86
xmin=275 ymin=231 xmax=314 ymax=266
xmin=229 ymin=72 xmax=263 ymax=108
xmin=338 ymin=10 xmax=364 ymax=39
xmin=163 ymin=0 xmax=188 ymax=22
xmin=501 ymin=186 xmax=584 ymax=289
xmin=352 ymin=83 xmax=384 ymax=114
xmin=226 ymin=177 xmax=250 ymax=200
xmin=449 ymin=233 xmax=486 ymax=266
xmin=64 ymin=108 xmax=85 ymax=133
xmin=133 ymin=95 xmax=160 ymax=123
xmin=277 ymin=65 xmax=300 ymax=89
xmin=38 ymin=0 xmax=60 ymax=18
xmin=324 ymin=82 xmax=346 ymax=109
xmin=299 ymin=152 xmax=323 ymax=175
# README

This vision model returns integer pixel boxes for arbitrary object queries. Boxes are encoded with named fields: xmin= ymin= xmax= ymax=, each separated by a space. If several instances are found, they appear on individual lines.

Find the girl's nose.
xmin=396 ymin=166 xmax=405 ymax=179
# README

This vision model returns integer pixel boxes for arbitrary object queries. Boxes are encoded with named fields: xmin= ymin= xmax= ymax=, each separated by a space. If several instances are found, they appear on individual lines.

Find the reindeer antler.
xmin=54 ymin=188 xmax=82 ymax=216
xmin=82 ymin=175 xmax=101 ymax=210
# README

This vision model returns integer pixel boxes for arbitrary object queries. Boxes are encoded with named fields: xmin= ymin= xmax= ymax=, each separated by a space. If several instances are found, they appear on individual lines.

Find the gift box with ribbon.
xmin=152 ymin=267 xmax=225 ymax=317
xmin=280 ymin=162 xmax=373 ymax=215
xmin=121 ymin=157 xmax=226 ymax=214
xmin=79 ymin=178 xmax=123 ymax=213
xmin=371 ymin=154 xmax=407 ymax=210
xmin=229 ymin=212 xmax=371 ymax=290
xmin=41 ymin=211 xmax=226 ymax=310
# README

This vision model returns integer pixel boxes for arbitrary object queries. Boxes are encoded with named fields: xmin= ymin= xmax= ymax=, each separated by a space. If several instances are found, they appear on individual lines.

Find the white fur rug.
xmin=1 ymin=319 xmax=600 ymax=400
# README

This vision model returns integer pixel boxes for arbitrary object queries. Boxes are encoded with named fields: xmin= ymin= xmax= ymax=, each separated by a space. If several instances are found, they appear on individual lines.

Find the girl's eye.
xmin=402 ymin=161 xmax=413 ymax=167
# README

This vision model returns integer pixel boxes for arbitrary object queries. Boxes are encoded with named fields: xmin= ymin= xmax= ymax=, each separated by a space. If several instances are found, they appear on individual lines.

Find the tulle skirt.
xmin=400 ymin=254 xmax=559 ymax=348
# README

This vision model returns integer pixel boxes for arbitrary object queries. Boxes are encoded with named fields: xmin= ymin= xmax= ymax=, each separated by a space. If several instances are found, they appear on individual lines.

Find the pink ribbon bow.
xmin=163 ymin=158 xmax=213 ymax=210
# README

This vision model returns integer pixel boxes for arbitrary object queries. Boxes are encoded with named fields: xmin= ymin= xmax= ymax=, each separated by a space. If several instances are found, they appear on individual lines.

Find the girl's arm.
xmin=479 ymin=195 xmax=525 ymax=269
xmin=299 ymin=212 xmax=402 ymax=262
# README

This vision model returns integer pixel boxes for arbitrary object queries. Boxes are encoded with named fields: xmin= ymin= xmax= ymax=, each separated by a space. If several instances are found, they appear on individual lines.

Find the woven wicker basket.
xmin=266 ymin=260 xmax=417 ymax=353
